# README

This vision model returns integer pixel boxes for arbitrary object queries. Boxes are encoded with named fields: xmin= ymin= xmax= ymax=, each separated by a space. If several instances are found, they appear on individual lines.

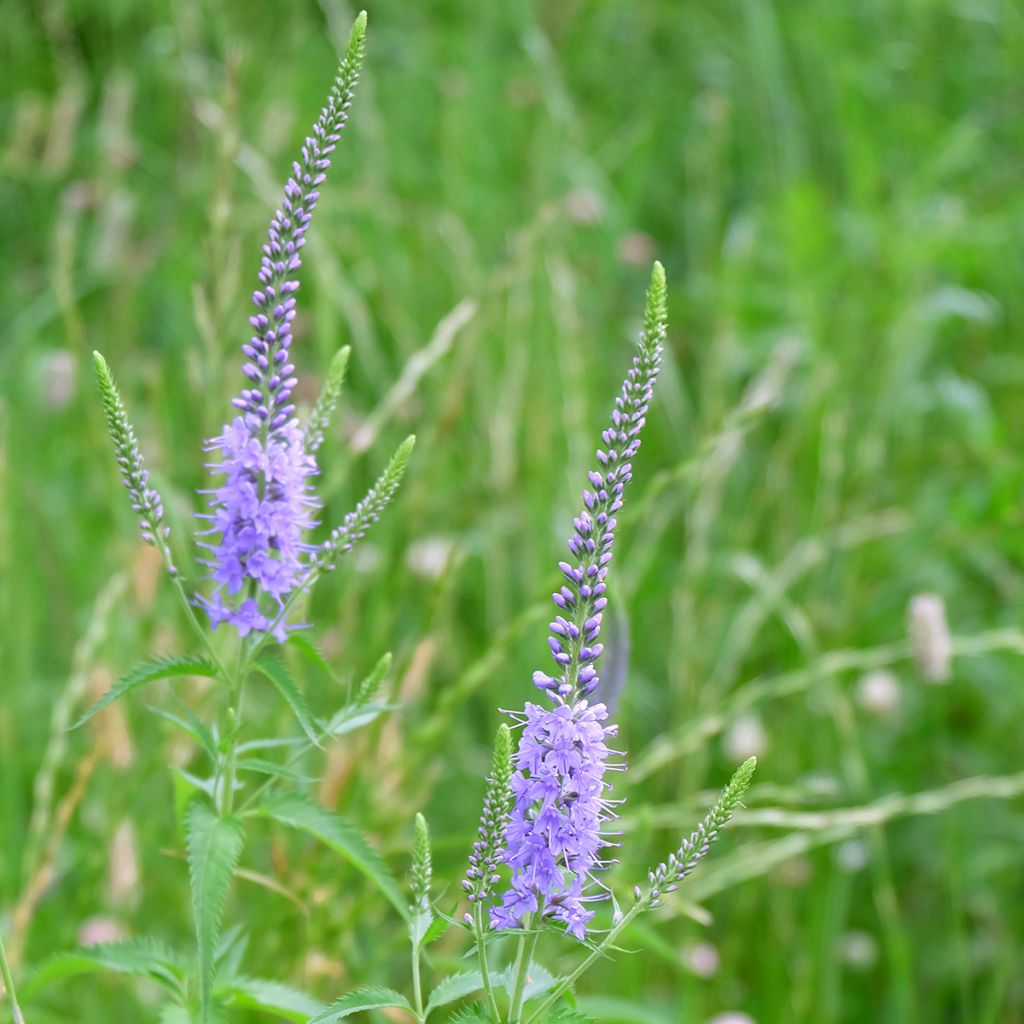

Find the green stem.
xmin=506 ymin=912 xmax=540 ymax=1024
xmin=474 ymin=903 xmax=501 ymax=1022
xmin=220 ymin=645 xmax=249 ymax=816
xmin=411 ymin=937 xmax=424 ymax=1022
xmin=523 ymin=900 xmax=647 ymax=1024
xmin=0 ymin=933 xmax=25 ymax=1024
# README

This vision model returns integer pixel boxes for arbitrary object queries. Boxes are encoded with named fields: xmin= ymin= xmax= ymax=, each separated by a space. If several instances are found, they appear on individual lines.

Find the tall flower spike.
xmin=464 ymin=724 xmax=514 ymax=911
xmin=490 ymin=263 xmax=668 ymax=942
xmin=644 ymin=757 xmax=756 ymax=908
xmin=197 ymin=14 xmax=368 ymax=640
xmin=93 ymin=351 xmax=176 ymax=575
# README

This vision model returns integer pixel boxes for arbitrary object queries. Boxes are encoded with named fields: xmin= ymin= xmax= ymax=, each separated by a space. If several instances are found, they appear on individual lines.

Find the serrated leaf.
xmin=421 ymin=908 xmax=453 ymax=946
xmin=253 ymin=657 xmax=321 ymax=747
xmin=310 ymin=986 xmax=414 ymax=1023
xmin=186 ymin=801 xmax=246 ymax=1023
xmin=425 ymin=971 xmax=484 ymax=1013
xmin=256 ymin=791 xmax=407 ymax=920
xmin=409 ymin=906 xmax=433 ymax=948
xmin=155 ymin=696 xmax=220 ymax=762
xmin=219 ymin=976 xmax=326 ymax=1020
xmin=23 ymin=938 xmax=185 ymax=999
xmin=448 ymin=1004 xmax=495 ymax=1023
xmin=549 ymin=1008 xmax=596 ymax=1024
xmin=498 ymin=961 xmax=557 ymax=1002
xmin=236 ymin=758 xmax=313 ymax=784
xmin=75 ymin=654 xmax=217 ymax=727
xmin=323 ymin=701 xmax=396 ymax=738
xmin=286 ymin=632 xmax=337 ymax=684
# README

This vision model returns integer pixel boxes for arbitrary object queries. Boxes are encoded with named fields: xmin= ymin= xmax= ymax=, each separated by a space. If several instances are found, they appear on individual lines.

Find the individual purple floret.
xmin=490 ymin=263 xmax=667 ymax=940
xmin=196 ymin=17 xmax=366 ymax=639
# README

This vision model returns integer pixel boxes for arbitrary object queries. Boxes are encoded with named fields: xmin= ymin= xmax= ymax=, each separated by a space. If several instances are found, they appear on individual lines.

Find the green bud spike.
xmin=92 ymin=351 xmax=175 ymax=572
xmin=464 ymin=724 xmax=515 ymax=905
xmin=643 ymin=757 xmax=756 ymax=906
xmin=411 ymin=812 xmax=433 ymax=910
xmin=315 ymin=436 xmax=416 ymax=573
xmin=306 ymin=345 xmax=350 ymax=455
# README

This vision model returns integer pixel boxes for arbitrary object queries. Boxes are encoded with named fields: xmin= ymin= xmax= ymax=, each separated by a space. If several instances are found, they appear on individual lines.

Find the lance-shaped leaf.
xmin=256 ymin=790 xmax=407 ymax=920
xmin=314 ymin=436 xmax=415 ymax=574
xmin=186 ymin=801 xmax=246 ymax=1023
xmin=305 ymin=345 xmax=350 ymax=455
xmin=252 ymin=656 xmax=321 ymax=747
xmin=425 ymin=971 xmax=485 ymax=1014
xmin=75 ymin=654 xmax=218 ymax=728
xmin=219 ymin=976 xmax=326 ymax=1021
xmin=23 ymin=938 xmax=186 ymax=1000
xmin=310 ymin=986 xmax=414 ymax=1023
xmin=93 ymin=350 xmax=174 ymax=564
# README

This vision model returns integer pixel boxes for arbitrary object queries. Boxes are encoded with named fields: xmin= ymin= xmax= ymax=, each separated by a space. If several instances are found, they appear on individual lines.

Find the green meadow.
xmin=2 ymin=1 xmax=1024 ymax=1021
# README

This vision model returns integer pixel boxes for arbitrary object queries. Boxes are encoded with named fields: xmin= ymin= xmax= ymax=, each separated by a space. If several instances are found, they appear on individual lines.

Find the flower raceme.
xmin=195 ymin=18 xmax=368 ymax=640
xmin=94 ymin=13 xmax=413 ymax=645
xmin=485 ymin=263 xmax=668 ymax=941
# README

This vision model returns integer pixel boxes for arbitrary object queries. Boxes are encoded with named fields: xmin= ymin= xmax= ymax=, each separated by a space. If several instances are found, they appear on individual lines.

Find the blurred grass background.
xmin=3 ymin=0 xmax=1024 ymax=1021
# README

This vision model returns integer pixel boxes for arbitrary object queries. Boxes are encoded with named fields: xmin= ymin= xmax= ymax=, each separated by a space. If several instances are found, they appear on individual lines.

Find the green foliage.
xmin=217 ymin=976 xmax=325 ymax=1021
xmin=255 ymin=791 xmax=407 ymax=920
xmin=252 ymin=656 xmax=321 ymax=748
xmin=425 ymin=972 xmax=485 ymax=1014
xmin=448 ymin=1006 xmax=495 ymax=1024
xmin=185 ymin=802 xmax=246 ymax=1023
xmin=409 ymin=812 xmax=434 ymax=947
xmin=74 ymin=654 xmax=218 ymax=728
xmin=23 ymin=938 xmax=186 ymax=1000
xmin=310 ymin=986 xmax=413 ymax=1023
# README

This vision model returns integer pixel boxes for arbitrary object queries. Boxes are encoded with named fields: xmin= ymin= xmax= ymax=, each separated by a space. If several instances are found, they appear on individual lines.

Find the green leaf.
xmin=160 ymin=1006 xmax=193 ymax=1024
xmin=549 ymin=1009 xmax=597 ymax=1024
xmin=236 ymin=758 xmax=313 ymax=784
xmin=256 ymin=791 xmax=407 ymax=920
xmin=23 ymin=938 xmax=185 ymax=999
xmin=420 ymin=908 xmax=453 ymax=946
xmin=186 ymin=801 xmax=246 ymax=1023
xmin=310 ymin=986 xmax=414 ymax=1023
xmin=253 ymin=656 xmax=321 ymax=748
xmin=448 ymin=1005 xmax=495 ymax=1023
xmin=323 ymin=701 xmax=396 ymax=738
xmin=425 ymin=971 xmax=484 ymax=1014
xmin=75 ymin=654 xmax=217 ymax=727
xmin=498 ymin=962 xmax=557 ymax=1002
xmin=286 ymin=632 xmax=337 ymax=685
xmin=219 ymin=976 xmax=326 ymax=1021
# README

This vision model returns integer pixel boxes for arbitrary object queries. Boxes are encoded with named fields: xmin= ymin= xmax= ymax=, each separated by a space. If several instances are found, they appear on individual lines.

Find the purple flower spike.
xmin=490 ymin=263 xmax=668 ymax=940
xmin=196 ymin=17 xmax=367 ymax=640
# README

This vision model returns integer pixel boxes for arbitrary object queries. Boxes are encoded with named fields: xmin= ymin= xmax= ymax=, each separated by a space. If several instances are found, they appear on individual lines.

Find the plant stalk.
xmin=0 ymin=934 xmax=25 ymax=1024
xmin=474 ymin=902 xmax=501 ymax=1022
xmin=506 ymin=912 xmax=540 ymax=1023
xmin=523 ymin=899 xmax=647 ymax=1024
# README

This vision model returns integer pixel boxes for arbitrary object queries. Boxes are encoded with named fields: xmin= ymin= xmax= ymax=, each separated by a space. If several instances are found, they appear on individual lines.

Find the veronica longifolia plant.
xmin=29 ymin=13 xmax=416 ymax=1023
xmin=308 ymin=272 xmax=755 ymax=1024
